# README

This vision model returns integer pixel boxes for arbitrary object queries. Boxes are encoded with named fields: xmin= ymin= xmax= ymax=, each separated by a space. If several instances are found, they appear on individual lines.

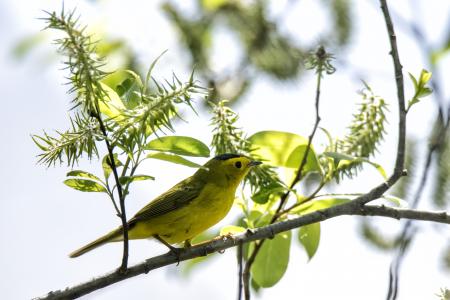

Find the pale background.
xmin=0 ymin=0 xmax=449 ymax=299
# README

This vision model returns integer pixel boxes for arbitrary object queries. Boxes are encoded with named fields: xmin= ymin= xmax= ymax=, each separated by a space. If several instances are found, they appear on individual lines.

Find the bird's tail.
xmin=69 ymin=227 xmax=123 ymax=258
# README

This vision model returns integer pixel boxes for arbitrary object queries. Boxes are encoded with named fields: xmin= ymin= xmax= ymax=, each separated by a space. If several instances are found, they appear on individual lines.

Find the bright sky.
xmin=0 ymin=0 xmax=449 ymax=299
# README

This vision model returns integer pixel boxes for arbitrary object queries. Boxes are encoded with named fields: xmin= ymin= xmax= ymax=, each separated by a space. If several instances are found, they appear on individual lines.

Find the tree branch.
xmin=35 ymin=204 xmax=450 ymax=300
xmin=352 ymin=0 xmax=407 ymax=207
xmin=94 ymin=111 xmax=129 ymax=272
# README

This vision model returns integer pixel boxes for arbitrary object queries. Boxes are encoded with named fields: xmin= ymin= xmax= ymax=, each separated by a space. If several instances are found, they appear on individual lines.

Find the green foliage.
xmin=32 ymin=113 xmax=101 ymax=167
xmin=321 ymin=83 xmax=388 ymax=181
xmin=328 ymin=0 xmax=353 ymax=46
xmin=322 ymin=152 xmax=387 ymax=180
xmin=146 ymin=152 xmax=204 ymax=168
xmin=115 ymin=70 xmax=203 ymax=140
xmin=407 ymin=69 xmax=432 ymax=112
xmin=163 ymin=0 xmax=352 ymax=104
xmin=34 ymin=9 xmax=204 ymax=170
xmin=102 ymin=154 xmax=123 ymax=180
xmin=64 ymin=170 xmax=107 ymax=193
xmin=210 ymin=100 xmax=284 ymax=203
xmin=145 ymin=136 xmax=210 ymax=157
xmin=338 ymin=84 xmax=387 ymax=157
xmin=248 ymin=131 xmax=320 ymax=172
xmin=436 ymin=288 xmax=450 ymax=300
xmin=67 ymin=170 xmax=104 ymax=183
xmin=119 ymin=175 xmax=155 ymax=186
xmin=43 ymin=9 xmax=108 ymax=114
xmin=33 ymin=5 xmax=434 ymax=298
xmin=222 ymin=2 xmax=303 ymax=79
xmin=251 ymin=231 xmax=291 ymax=287
xmin=305 ymin=46 xmax=336 ymax=76
xmin=162 ymin=3 xmax=212 ymax=71
xmin=298 ymin=223 xmax=321 ymax=260
xmin=34 ymin=8 xmax=209 ymax=233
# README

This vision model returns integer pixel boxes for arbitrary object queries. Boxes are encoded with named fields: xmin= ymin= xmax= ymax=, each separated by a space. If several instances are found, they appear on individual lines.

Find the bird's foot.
xmin=154 ymin=234 xmax=184 ymax=266
xmin=168 ymin=246 xmax=184 ymax=266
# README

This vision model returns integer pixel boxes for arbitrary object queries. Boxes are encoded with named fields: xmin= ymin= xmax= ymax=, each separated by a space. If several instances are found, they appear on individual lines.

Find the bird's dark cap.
xmin=213 ymin=153 xmax=243 ymax=161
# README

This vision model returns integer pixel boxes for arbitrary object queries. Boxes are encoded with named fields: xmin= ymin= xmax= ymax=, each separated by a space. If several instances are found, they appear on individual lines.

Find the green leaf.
xmin=323 ymin=152 xmax=387 ymax=179
xmin=119 ymin=175 xmax=155 ymax=186
xmin=63 ymin=178 xmax=107 ymax=193
xmin=407 ymin=69 xmax=432 ymax=111
xmin=147 ymin=152 xmax=203 ymax=168
xmin=408 ymin=72 xmax=418 ymax=90
xmin=66 ymin=170 xmax=103 ymax=183
xmin=249 ymin=131 xmax=320 ymax=183
xmin=251 ymin=231 xmax=291 ymax=287
xmin=418 ymin=69 xmax=432 ymax=86
xmin=144 ymin=50 xmax=168 ymax=94
xmin=102 ymin=69 xmax=143 ymax=91
xmin=298 ymin=222 xmax=320 ymax=260
xmin=99 ymin=83 xmax=126 ymax=121
xmin=251 ymin=183 xmax=286 ymax=205
xmin=146 ymin=136 xmax=210 ymax=157
xmin=220 ymin=225 xmax=246 ymax=236
xmin=102 ymin=154 xmax=123 ymax=180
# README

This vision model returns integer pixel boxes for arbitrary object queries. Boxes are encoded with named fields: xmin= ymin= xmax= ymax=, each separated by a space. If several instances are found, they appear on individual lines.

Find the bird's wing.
xmin=129 ymin=177 xmax=204 ymax=223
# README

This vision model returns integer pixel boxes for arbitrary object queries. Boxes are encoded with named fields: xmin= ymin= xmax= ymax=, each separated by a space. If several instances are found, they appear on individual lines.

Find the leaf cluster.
xmin=321 ymin=83 xmax=388 ymax=181
xmin=33 ymin=9 xmax=205 ymax=169
xmin=210 ymin=100 xmax=285 ymax=203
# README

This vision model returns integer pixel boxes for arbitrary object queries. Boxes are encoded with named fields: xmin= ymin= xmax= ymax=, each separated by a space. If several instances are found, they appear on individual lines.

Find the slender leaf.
xmin=98 ymin=83 xmax=126 ymax=121
xmin=66 ymin=170 xmax=103 ymax=183
xmin=146 ymin=136 xmax=210 ymax=157
xmin=64 ymin=178 xmax=107 ymax=193
xmin=251 ymin=231 xmax=291 ymax=287
xmin=147 ymin=152 xmax=203 ymax=168
xmin=119 ymin=175 xmax=155 ymax=186
xmin=298 ymin=222 xmax=321 ymax=260
xmin=102 ymin=154 xmax=123 ymax=180
xmin=323 ymin=152 xmax=387 ymax=179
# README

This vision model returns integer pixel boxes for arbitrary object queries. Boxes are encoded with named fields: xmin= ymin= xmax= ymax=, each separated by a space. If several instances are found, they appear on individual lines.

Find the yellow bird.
xmin=70 ymin=153 xmax=261 ymax=258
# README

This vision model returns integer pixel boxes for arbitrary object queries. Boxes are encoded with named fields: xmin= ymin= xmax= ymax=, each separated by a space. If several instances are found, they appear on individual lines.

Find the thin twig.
xmin=242 ymin=48 xmax=324 ymax=299
xmin=237 ymin=243 xmax=243 ymax=300
xmin=379 ymin=0 xmax=406 ymax=176
xmin=94 ymin=112 xmax=129 ymax=272
xmin=34 ymin=204 xmax=450 ymax=300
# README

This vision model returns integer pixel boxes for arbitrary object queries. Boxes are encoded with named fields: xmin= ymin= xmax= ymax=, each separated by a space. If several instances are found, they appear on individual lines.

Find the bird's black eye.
xmin=235 ymin=161 xmax=242 ymax=168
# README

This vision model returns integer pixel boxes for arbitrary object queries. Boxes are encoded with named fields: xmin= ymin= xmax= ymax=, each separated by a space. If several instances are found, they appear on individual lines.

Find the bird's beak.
xmin=248 ymin=160 xmax=262 ymax=167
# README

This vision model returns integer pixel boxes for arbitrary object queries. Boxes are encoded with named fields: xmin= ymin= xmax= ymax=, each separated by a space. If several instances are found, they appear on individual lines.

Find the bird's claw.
xmin=168 ymin=246 xmax=183 ymax=266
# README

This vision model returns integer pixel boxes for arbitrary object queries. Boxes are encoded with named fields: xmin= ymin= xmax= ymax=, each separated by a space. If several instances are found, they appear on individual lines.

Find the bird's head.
xmin=199 ymin=153 xmax=262 ymax=187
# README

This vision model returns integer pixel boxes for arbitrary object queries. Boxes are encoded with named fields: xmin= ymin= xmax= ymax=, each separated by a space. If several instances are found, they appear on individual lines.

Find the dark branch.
xmin=34 ymin=203 xmax=450 ymax=300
